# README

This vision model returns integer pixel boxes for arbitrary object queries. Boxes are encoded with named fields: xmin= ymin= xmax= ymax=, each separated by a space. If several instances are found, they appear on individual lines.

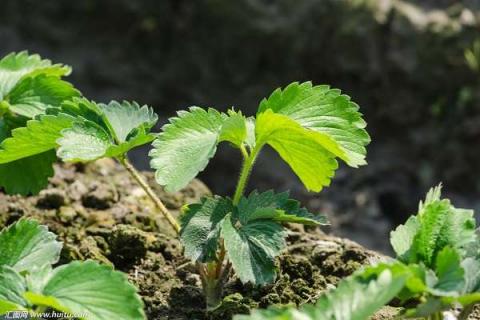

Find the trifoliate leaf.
xmin=6 ymin=74 xmax=79 ymax=118
xmin=0 ymin=113 xmax=74 ymax=163
xmin=57 ymin=121 xmax=112 ymax=162
xmin=390 ymin=216 xmax=419 ymax=262
xmin=150 ymin=107 xmax=226 ymax=192
xmin=432 ymin=247 xmax=465 ymax=295
xmin=409 ymin=186 xmax=476 ymax=267
xmin=24 ymin=260 xmax=145 ymax=320
xmin=0 ymin=151 xmax=57 ymax=195
xmin=0 ymin=219 xmax=62 ymax=273
xmin=258 ymin=81 xmax=370 ymax=167
xmin=180 ymin=196 xmax=233 ymax=262
xmin=255 ymin=110 xmax=338 ymax=192
xmin=0 ymin=266 xmax=27 ymax=308
xmin=0 ymin=51 xmax=70 ymax=101
xmin=219 ymin=110 xmax=247 ymax=148
xmin=237 ymin=190 xmax=328 ymax=226
xmin=222 ymin=213 xmax=285 ymax=285
xmin=97 ymin=101 xmax=158 ymax=143
xmin=57 ymin=99 xmax=158 ymax=162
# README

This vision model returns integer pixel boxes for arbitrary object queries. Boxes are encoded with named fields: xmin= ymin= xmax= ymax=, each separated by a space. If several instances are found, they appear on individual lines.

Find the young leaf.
xmin=24 ymin=260 xmax=146 ymax=320
xmin=390 ymin=215 xmax=419 ymax=262
xmin=431 ymin=247 xmax=465 ymax=295
xmin=6 ymin=74 xmax=79 ymax=118
xmin=57 ymin=99 xmax=158 ymax=163
xmin=0 ymin=219 xmax=62 ymax=273
xmin=219 ymin=110 xmax=248 ymax=148
xmin=461 ymin=258 xmax=480 ymax=294
xmin=222 ymin=213 xmax=285 ymax=285
xmin=255 ymin=110 xmax=339 ymax=192
xmin=258 ymin=81 xmax=370 ymax=167
xmin=0 ymin=266 xmax=27 ymax=309
xmin=0 ymin=151 xmax=57 ymax=195
xmin=237 ymin=190 xmax=327 ymax=226
xmin=0 ymin=51 xmax=71 ymax=101
xmin=57 ymin=120 xmax=112 ymax=162
xmin=180 ymin=196 xmax=233 ymax=262
xmin=150 ymin=107 xmax=226 ymax=192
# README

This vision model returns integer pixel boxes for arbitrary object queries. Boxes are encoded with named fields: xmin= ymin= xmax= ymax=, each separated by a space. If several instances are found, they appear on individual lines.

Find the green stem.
xmin=119 ymin=157 xmax=181 ymax=234
xmin=426 ymin=312 xmax=443 ymax=320
xmin=232 ymin=145 xmax=261 ymax=205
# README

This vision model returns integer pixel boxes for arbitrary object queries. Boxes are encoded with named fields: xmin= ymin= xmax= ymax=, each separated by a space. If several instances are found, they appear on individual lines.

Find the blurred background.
xmin=1 ymin=0 xmax=479 ymax=253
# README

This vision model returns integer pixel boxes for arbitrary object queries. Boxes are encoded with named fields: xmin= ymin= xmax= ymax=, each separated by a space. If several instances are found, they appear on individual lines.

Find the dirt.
xmin=0 ymin=159 xmax=400 ymax=320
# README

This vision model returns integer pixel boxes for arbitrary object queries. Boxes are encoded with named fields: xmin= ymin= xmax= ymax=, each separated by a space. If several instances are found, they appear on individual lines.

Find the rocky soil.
xmin=0 ymin=160 xmax=401 ymax=319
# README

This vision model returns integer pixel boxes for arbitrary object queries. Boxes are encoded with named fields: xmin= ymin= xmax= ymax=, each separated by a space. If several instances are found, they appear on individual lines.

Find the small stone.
xmin=58 ymin=206 xmax=77 ymax=222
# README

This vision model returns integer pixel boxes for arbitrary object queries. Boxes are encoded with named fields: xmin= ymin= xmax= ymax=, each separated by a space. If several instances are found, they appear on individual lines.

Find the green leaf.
xmin=461 ymin=258 xmax=480 ymax=294
xmin=0 ymin=51 xmax=71 ymax=101
xmin=390 ymin=216 xmax=419 ymax=261
xmin=0 ymin=113 xmax=74 ymax=163
xmin=432 ymin=247 xmax=465 ymax=295
xmin=97 ymin=101 xmax=158 ymax=143
xmin=150 ymin=107 xmax=226 ymax=192
xmin=0 ymin=151 xmax=57 ymax=195
xmin=57 ymin=121 xmax=112 ymax=162
xmin=6 ymin=74 xmax=79 ymax=118
xmin=25 ymin=260 xmax=145 ymax=320
xmin=237 ymin=190 xmax=327 ymax=226
xmin=313 ymin=267 xmax=406 ymax=320
xmin=219 ymin=110 xmax=247 ymax=148
xmin=222 ymin=213 xmax=285 ymax=285
xmin=0 ymin=266 xmax=27 ymax=308
xmin=180 ymin=196 xmax=233 ymax=262
xmin=258 ymin=81 xmax=370 ymax=167
xmin=57 ymin=100 xmax=158 ymax=162
xmin=236 ymin=264 xmax=407 ymax=320
xmin=404 ymin=185 xmax=477 ymax=267
xmin=0 ymin=219 xmax=62 ymax=273
xmin=255 ymin=110 xmax=339 ymax=192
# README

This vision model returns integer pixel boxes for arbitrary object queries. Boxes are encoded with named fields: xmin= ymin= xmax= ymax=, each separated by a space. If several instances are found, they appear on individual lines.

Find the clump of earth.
xmin=0 ymin=159 xmax=406 ymax=319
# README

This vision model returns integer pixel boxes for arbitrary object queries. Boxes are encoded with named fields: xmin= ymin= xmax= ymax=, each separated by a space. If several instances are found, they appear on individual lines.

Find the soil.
xmin=0 ymin=159 xmax=410 ymax=319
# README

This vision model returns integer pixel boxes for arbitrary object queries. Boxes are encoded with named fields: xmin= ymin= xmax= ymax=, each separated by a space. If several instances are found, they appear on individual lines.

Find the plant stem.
xmin=119 ymin=157 xmax=180 ymax=234
xmin=232 ymin=145 xmax=260 ymax=205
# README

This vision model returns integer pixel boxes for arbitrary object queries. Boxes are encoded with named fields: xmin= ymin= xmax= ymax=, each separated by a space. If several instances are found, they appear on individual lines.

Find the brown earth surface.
xmin=0 ymin=159 xmax=431 ymax=320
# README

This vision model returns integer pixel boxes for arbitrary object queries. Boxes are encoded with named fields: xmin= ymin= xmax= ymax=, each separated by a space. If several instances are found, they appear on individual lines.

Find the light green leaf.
xmin=0 ymin=266 xmax=27 ymax=308
xmin=390 ymin=216 xmax=419 ymax=261
xmin=0 ymin=113 xmax=74 ymax=163
xmin=180 ymin=196 xmax=233 ymax=262
xmin=0 ymin=51 xmax=71 ymax=101
xmin=312 ymin=268 xmax=406 ymax=320
xmin=57 ymin=121 xmax=112 ymax=162
xmin=258 ymin=81 xmax=370 ymax=167
xmin=26 ymin=260 xmax=145 ymax=320
xmin=237 ymin=190 xmax=328 ymax=226
xmin=0 ymin=219 xmax=62 ymax=273
xmin=411 ymin=188 xmax=476 ymax=267
xmin=222 ymin=213 xmax=285 ymax=285
xmin=236 ymin=264 xmax=407 ymax=320
xmin=0 ymin=151 xmax=57 ymax=195
xmin=150 ymin=107 xmax=226 ymax=192
xmin=56 ymin=100 xmax=158 ymax=163
xmin=97 ymin=101 xmax=157 ymax=143
xmin=6 ymin=74 xmax=79 ymax=118
xmin=255 ymin=110 xmax=338 ymax=192
xmin=461 ymin=258 xmax=480 ymax=294
xmin=432 ymin=247 xmax=464 ymax=295
xmin=219 ymin=110 xmax=247 ymax=148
